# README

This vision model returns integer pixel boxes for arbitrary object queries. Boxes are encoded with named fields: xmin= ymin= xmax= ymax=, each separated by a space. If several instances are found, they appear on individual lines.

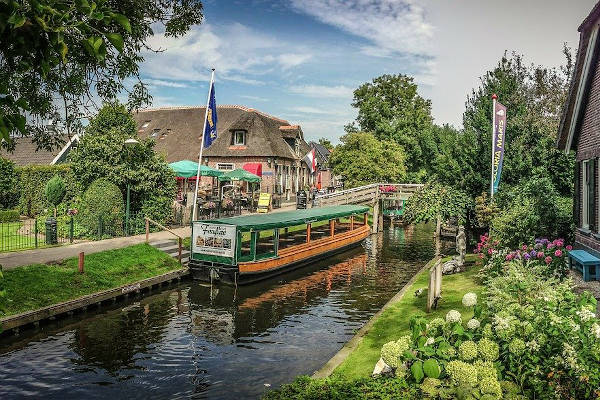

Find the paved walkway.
xmin=0 ymin=226 xmax=191 ymax=270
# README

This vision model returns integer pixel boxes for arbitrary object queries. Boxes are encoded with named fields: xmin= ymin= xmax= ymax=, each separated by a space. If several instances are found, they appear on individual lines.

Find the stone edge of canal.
xmin=311 ymin=255 xmax=440 ymax=379
xmin=0 ymin=268 xmax=190 ymax=334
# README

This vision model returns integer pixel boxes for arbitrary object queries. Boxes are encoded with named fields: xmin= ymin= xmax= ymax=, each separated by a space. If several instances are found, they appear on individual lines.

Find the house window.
xmin=151 ymin=128 xmax=160 ymax=138
xmin=216 ymin=163 xmax=234 ymax=171
xmin=233 ymin=130 xmax=246 ymax=145
xmin=583 ymin=160 xmax=590 ymax=229
xmin=141 ymin=120 xmax=151 ymax=128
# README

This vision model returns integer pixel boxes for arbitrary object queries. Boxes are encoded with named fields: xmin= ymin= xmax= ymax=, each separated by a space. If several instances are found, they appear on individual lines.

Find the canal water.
xmin=0 ymin=224 xmax=435 ymax=399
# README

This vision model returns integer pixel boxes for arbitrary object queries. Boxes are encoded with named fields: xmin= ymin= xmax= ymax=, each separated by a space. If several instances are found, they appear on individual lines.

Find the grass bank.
xmin=332 ymin=254 xmax=482 ymax=380
xmin=1 ymin=243 xmax=181 ymax=317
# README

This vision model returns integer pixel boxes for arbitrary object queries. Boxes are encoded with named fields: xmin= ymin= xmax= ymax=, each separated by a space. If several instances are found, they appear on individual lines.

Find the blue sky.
xmin=138 ymin=0 xmax=596 ymax=143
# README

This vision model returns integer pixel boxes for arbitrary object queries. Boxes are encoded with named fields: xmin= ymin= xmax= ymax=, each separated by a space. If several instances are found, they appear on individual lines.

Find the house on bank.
xmin=557 ymin=1 xmax=600 ymax=256
xmin=132 ymin=105 xmax=315 ymax=201
xmin=0 ymin=135 xmax=79 ymax=166
xmin=307 ymin=141 xmax=341 ymax=190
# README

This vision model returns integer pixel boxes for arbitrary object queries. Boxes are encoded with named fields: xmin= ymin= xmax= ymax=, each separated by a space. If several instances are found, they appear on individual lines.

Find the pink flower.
xmin=522 ymin=245 xmax=527 ymax=251
xmin=554 ymin=249 xmax=562 ymax=257
xmin=479 ymin=254 xmax=484 ymax=259
xmin=566 ymin=245 xmax=573 ymax=251
xmin=545 ymin=256 xmax=552 ymax=264
xmin=488 ymin=248 xmax=493 ymax=255
xmin=506 ymin=254 xmax=513 ymax=261
xmin=537 ymin=252 xmax=544 ymax=259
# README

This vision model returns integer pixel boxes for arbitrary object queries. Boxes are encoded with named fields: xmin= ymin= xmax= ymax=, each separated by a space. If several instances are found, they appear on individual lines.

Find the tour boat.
xmin=188 ymin=205 xmax=370 ymax=285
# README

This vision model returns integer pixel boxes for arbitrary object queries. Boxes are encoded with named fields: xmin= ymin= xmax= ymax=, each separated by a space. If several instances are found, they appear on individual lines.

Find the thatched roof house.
xmin=132 ymin=105 xmax=315 ymax=197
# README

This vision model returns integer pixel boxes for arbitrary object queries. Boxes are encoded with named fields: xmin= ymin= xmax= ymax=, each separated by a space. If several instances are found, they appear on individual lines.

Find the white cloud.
xmin=289 ymin=0 xmax=434 ymax=57
xmin=141 ymin=23 xmax=312 ymax=85
xmin=240 ymin=95 xmax=269 ymax=102
xmin=289 ymin=84 xmax=353 ymax=98
xmin=145 ymin=79 xmax=189 ymax=88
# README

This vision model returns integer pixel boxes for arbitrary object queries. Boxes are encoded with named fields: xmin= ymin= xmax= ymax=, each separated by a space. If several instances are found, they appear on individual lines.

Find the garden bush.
xmin=45 ymin=175 xmax=66 ymax=216
xmin=78 ymin=178 xmax=124 ymax=238
xmin=490 ymin=177 xmax=573 ymax=248
xmin=17 ymin=164 xmax=78 ymax=217
xmin=0 ymin=157 xmax=19 ymax=210
xmin=0 ymin=209 xmax=20 ymax=223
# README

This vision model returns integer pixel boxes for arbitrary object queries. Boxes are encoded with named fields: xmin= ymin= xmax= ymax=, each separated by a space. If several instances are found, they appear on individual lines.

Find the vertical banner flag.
xmin=492 ymin=100 xmax=507 ymax=195
xmin=203 ymin=82 xmax=218 ymax=148
xmin=304 ymin=149 xmax=317 ymax=173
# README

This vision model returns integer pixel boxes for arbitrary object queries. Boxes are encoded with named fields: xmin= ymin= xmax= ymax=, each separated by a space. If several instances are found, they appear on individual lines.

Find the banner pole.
xmin=192 ymin=68 xmax=215 ymax=221
xmin=491 ymin=93 xmax=497 ymax=200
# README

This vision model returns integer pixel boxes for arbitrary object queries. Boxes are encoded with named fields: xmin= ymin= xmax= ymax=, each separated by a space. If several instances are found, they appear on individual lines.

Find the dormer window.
xmin=141 ymin=120 xmax=151 ymax=128
xmin=151 ymin=128 xmax=160 ymax=138
xmin=233 ymin=130 xmax=246 ymax=145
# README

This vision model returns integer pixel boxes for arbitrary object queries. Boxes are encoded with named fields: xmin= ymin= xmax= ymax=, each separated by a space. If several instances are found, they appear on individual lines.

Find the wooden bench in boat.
xmin=568 ymin=250 xmax=600 ymax=282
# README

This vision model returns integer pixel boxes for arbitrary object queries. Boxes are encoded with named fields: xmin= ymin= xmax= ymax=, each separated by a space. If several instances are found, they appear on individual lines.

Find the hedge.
xmin=16 ymin=164 xmax=78 ymax=217
xmin=0 ymin=209 xmax=20 ymax=223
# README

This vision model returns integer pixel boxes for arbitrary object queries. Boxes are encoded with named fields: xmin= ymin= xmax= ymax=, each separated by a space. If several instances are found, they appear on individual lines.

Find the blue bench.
xmin=568 ymin=250 xmax=600 ymax=282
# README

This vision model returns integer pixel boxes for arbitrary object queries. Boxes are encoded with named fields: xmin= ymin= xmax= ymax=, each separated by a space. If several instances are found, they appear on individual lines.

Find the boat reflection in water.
xmin=0 ymin=223 xmax=435 ymax=400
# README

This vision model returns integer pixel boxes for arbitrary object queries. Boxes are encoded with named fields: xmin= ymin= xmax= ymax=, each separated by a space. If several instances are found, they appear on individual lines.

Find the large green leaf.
xmin=423 ymin=358 xmax=441 ymax=378
xmin=113 ymin=13 xmax=131 ymax=33
xmin=105 ymin=33 xmax=124 ymax=52
xmin=410 ymin=361 xmax=424 ymax=383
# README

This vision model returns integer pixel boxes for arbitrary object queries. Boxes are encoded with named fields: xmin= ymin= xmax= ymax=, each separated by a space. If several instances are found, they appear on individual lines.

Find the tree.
xmin=346 ymin=74 xmax=434 ymax=181
xmin=434 ymin=51 xmax=575 ymax=201
xmin=0 ymin=0 xmax=204 ymax=151
xmin=45 ymin=174 xmax=65 ymax=217
xmin=318 ymin=138 xmax=333 ymax=151
xmin=328 ymin=132 xmax=407 ymax=188
xmin=403 ymin=182 xmax=472 ymax=225
xmin=0 ymin=158 xmax=19 ymax=209
xmin=69 ymin=102 xmax=176 ymax=223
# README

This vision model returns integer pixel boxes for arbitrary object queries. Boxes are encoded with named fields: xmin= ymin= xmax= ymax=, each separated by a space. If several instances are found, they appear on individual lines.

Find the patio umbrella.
xmin=168 ymin=160 xmax=223 ymax=178
xmin=218 ymin=168 xmax=261 ymax=183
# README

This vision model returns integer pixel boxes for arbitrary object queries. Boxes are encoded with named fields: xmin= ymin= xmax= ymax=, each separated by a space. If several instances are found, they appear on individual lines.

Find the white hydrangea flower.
xmin=462 ymin=292 xmax=478 ymax=307
xmin=446 ymin=310 xmax=462 ymax=323
xmin=493 ymin=314 xmax=510 ymax=331
xmin=591 ymin=323 xmax=600 ymax=339
xmin=467 ymin=318 xmax=480 ymax=330
xmin=425 ymin=337 xmax=435 ymax=346
xmin=526 ymin=340 xmax=539 ymax=351
xmin=576 ymin=307 xmax=596 ymax=322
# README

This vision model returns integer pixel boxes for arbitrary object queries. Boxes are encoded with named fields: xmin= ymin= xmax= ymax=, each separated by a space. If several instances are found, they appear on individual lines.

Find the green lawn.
xmin=0 ymin=221 xmax=36 ymax=252
xmin=332 ymin=254 xmax=483 ymax=380
xmin=1 ymin=243 xmax=181 ymax=317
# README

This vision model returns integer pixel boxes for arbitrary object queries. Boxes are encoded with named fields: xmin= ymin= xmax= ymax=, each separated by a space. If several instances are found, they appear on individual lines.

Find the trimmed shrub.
xmin=45 ymin=175 xmax=66 ymax=215
xmin=0 ymin=209 xmax=20 ymax=223
xmin=78 ymin=178 xmax=124 ymax=238
xmin=0 ymin=158 xmax=19 ymax=210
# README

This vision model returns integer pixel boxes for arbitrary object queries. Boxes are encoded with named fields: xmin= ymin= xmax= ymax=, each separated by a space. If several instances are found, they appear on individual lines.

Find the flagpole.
xmin=192 ymin=68 xmax=215 ymax=221
xmin=490 ymin=93 xmax=497 ymax=200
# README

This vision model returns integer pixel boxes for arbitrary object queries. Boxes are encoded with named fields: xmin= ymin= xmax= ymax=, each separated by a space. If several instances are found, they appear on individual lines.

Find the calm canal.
xmin=0 ymin=223 xmax=435 ymax=399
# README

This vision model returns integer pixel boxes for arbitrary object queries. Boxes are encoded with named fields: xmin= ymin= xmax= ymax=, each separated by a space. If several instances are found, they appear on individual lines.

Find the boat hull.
xmin=189 ymin=224 xmax=370 ymax=285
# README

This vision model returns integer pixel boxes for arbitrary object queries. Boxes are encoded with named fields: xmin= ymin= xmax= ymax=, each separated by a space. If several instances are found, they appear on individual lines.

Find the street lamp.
xmin=124 ymin=138 xmax=139 ymax=235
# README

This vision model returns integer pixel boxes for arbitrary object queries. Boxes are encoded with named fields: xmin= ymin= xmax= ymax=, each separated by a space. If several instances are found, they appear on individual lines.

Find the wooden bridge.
xmin=313 ymin=183 xmax=424 ymax=233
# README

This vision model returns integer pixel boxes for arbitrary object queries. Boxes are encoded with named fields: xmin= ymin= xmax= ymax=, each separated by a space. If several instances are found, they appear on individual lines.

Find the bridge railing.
xmin=313 ymin=183 xmax=424 ymax=207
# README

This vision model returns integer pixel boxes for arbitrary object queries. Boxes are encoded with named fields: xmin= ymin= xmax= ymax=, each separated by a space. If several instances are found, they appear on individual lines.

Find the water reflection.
xmin=0 ymin=223 xmax=435 ymax=399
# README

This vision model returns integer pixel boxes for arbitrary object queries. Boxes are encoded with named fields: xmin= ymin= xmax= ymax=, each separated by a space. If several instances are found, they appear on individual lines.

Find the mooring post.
xmin=145 ymin=218 xmax=150 ymax=243
xmin=372 ymin=200 xmax=380 ymax=234
xmin=78 ymin=252 xmax=85 ymax=274
xmin=178 ymin=237 xmax=182 ymax=264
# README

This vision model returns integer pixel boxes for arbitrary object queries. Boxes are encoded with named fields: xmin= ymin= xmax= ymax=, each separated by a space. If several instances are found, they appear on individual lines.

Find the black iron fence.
xmin=0 ymin=207 xmax=192 ymax=253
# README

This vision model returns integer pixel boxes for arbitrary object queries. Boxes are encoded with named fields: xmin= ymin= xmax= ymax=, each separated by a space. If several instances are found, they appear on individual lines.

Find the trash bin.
xmin=296 ymin=190 xmax=307 ymax=209
xmin=45 ymin=217 xmax=58 ymax=245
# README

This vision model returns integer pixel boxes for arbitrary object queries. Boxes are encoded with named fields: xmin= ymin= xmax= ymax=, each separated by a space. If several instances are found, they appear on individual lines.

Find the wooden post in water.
xmin=178 ymin=237 xmax=182 ymax=264
xmin=78 ymin=252 xmax=85 ymax=274
xmin=306 ymin=223 xmax=311 ymax=243
xmin=330 ymin=219 xmax=335 ymax=237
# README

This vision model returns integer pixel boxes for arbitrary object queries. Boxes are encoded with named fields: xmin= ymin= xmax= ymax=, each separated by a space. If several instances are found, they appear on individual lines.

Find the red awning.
xmin=243 ymin=162 xmax=262 ymax=177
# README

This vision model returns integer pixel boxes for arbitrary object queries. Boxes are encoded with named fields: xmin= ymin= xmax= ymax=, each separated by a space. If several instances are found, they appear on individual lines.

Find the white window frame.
xmin=216 ymin=163 xmax=235 ymax=171
xmin=233 ymin=130 xmax=246 ymax=146
xmin=583 ymin=160 xmax=590 ymax=229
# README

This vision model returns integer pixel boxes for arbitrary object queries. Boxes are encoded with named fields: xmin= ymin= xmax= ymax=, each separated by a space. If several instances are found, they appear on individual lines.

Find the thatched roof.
xmin=0 ymin=134 xmax=78 ymax=166
xmin=132 ymin=105 xmax=309 ymax=162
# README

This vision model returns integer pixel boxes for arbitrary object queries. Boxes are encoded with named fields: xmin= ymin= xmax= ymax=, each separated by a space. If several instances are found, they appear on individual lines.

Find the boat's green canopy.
xmin=218 ymin=168 xmax=261 ymax=183
xmin=202 ymin=204 xmax=369 ymax=231
xmin=169 ymin=160 xmax=223 ymax=178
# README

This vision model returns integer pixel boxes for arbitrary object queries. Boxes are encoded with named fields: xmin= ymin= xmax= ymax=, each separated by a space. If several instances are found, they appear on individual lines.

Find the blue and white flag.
xmin=203 ymin=82 xmax=218 ymax=148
